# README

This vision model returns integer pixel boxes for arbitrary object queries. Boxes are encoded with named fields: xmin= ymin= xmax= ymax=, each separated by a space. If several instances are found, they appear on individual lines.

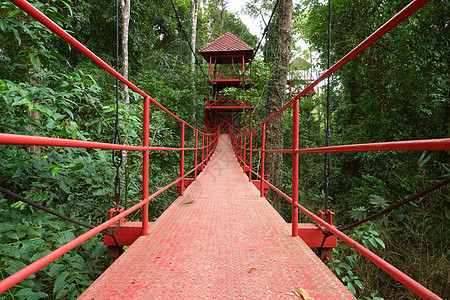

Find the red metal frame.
xmin=103 ymin=222 xmax=148 ymax=246
xmin=294 ymin=223 xmax=337 ymax=248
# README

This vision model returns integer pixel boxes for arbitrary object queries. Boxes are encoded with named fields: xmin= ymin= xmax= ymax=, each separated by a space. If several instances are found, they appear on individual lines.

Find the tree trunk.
xmin=190 ymin=0 xmax=198 ymax=71
xmin=121 ymin=0 xmax=131 ymax=104
xmin=219 ymin=0 xmax=225 ymax=35
xmin=120 ymin=0 xmax=131 ymax=204
xmin=265 ymin=0 xmax=293 ymax=213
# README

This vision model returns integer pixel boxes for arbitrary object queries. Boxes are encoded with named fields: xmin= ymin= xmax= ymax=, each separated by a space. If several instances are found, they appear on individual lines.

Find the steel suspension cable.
xmin=0 ymin=187 xmax=118 ymax=239
xmin=324 ymin=0 xmax=332 ymax=213
xmin=178 ymin=23 xmax=183 ymax=118
xmin=318 ymin=0 xmax=333 ymax=256
xmin=340 ymin=178 xmax=450 ymax=232
xmin=247 ymin=0 xmax=281 ymax=71
xmin=169 ymin=0 xmax=207 ymax=78
xmin=112 ymin=0 xmax=123 ymax=210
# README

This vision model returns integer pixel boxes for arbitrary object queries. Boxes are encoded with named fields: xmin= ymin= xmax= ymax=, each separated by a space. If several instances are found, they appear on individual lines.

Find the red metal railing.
xmin=0 ymin=0 xmax=219 ymax=294
xmin=229 ymin=0 xmax=448 ymax=299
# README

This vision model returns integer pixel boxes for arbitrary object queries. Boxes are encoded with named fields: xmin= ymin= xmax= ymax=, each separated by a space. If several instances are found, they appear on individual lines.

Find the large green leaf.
xmin=53 ymin=271 xmax=69 ymax=298
xmin=15 ymin=288 xmax=48 ymax=300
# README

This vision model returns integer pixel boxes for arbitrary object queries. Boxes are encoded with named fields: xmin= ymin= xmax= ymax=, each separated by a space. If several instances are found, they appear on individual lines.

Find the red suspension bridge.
xmin=0 ymin=0 xmax=449 ymax=299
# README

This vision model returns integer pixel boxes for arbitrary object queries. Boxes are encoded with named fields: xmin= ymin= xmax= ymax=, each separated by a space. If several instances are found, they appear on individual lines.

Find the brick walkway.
xmin=80 ymin=135 xmax=355 ymax=299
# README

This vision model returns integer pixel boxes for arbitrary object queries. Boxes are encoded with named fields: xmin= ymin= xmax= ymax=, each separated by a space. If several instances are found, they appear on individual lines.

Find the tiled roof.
xmin=199 ymin=32 xmax=253 ymax=54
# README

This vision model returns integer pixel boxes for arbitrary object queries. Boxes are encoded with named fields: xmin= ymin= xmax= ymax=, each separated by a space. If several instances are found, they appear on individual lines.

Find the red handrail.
xmin=230 ymin=132 xmax=446 ymax=300
xmin=228 ymin=0 xmax=446 ymax=299
xmin=0 ymin=0 xmax=221 ymax=294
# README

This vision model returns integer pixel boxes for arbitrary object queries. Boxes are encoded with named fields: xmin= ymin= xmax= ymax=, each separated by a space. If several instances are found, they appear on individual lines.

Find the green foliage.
xmin=329 ymin=225 xmax=386 ymax=298
xmin=204 ymin=0 xmax=258 ymax=47
xmin=0 ymin=195 xmax=108 ymax=299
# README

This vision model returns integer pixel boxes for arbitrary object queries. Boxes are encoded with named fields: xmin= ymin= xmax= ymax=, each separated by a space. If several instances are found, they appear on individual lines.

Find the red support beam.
xmin=251 ymin=180 xmax=269 ymax=195
xmin=208 ymin=95 xmax=229 ymax=107
xmin=216 ymin=115 xmax=233 ymax=129
xmin=295 ymin=223 xmax=337 ymax=248
xmin=104 ymin=222 xmax=152 ymax=246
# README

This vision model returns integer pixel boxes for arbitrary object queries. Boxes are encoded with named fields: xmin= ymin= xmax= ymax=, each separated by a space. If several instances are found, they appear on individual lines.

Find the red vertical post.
xmin=180 ymin=122 xmax=185 ymax=196
xmin=239 ymin=135 xmax=243 ymax=165
xmin=201 ymin=133 xmax=205 ymax=166
xmin=208 ymin=56 xmax=212 ymax=77
xmin=249 ymin=132 xmax=253 ymax=181
xmin=142 ymin=96 xmax=150 ymax=236
xmin=194 ymin=130 xmax=198 ymax=180
xmin=209 ymin=134 xmax=212 ymax=160
xmin=206 ymin=135 xmax=210 ymax=162
xmin=292 ymin=99 xmax=300 ymax=237
xmin=243 ymin=134 xmax=247 ymax=169
xmin=260 ymin=123 xmax=266 ymax=197
xmin=242 ymin=54 xmax=245 ymax=72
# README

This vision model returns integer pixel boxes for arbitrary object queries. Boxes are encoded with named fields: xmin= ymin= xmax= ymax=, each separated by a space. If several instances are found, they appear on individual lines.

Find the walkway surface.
xmin=80 ymin=135 xmax=355 ymax=299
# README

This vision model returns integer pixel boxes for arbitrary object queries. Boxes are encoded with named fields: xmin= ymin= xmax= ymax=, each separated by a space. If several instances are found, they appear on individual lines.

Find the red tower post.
xmin=260 ymin=123 xmax=266 ymax=198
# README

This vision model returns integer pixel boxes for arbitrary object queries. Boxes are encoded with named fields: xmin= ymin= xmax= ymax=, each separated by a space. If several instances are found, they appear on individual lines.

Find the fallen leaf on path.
xmin=292 ymin=287 xmax=314 ymax=300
